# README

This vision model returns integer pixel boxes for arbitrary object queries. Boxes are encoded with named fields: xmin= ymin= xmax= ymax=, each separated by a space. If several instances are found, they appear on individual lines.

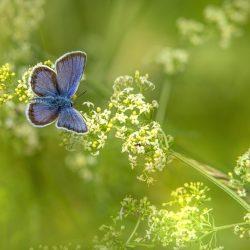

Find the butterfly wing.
xmin=26 ymin=99 xmax=59 ymax=127
xmin=29 ymin=66 xmax=59 ymax=96
xmin=55 ymin=51 xmax=87 ymax=98
xmin=56 ymin=107 xmax=88 ymax=134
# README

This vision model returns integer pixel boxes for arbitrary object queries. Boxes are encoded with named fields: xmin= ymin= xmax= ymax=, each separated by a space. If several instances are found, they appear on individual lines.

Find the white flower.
xmin=83 ymin=101 xmax=95 ymax=108
xmin=177 ymin=18 xmax=205 ymax=45
xmin=156 ymin=47 xmax=189 ymax=75
xmin=114 ymin=112 xmax=128 ymax=123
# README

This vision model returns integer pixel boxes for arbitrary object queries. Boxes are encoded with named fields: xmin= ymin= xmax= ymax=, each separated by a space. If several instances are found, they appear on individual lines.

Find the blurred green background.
xmin=0 ymin=0 xmax=250 ymax=249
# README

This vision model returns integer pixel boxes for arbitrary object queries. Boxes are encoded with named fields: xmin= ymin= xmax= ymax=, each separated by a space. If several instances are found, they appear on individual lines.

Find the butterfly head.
xmin=54 ymin=96 xmax=73 ymax=109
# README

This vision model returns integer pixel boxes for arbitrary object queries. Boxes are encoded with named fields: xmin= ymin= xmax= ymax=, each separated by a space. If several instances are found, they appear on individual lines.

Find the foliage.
xmin=0 ymin=0 xmax=250 ymax=249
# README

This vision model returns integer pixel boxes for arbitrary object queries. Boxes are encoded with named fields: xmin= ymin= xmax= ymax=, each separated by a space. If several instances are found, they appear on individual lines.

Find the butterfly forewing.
xmin=56 ymin=51 xmax=86 ymax=98
xmin=29 ymin=66 xmax=59 ymax=97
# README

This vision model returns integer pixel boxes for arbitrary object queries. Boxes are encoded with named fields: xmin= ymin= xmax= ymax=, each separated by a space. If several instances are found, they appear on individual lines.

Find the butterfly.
xmin=26 ymin=51 xmax=88 ymax=134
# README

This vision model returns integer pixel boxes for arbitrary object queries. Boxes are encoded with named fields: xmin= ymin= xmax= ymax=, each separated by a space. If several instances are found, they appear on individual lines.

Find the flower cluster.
xmin=176 ymin=0 xmax=250 ymax=48
xmin=147 ymin=182 xmax=212 ymax=249
xmin=94 ymin=182 xmax=220 ymax=250
xmin=156 ymin=47 xmax=189 ymax=75
xmin=83 ymin=105 xmax=112 ymax=154
xmin=93 ymin=224 xmax=125 ymax=250
xmin=204 ymin=0 xmax=250 ymax=48
xmin=204 ymin=5 xmax=240 ymax=48
xmin=229 ymin=148 xmax=250 ymax=197
xmin=119 ymin=196 xmax=153 ymax=220
xmin=224 ymin=0 xmax=250 ymax=24
xmin=177 ymin=18 xmax=205 ymax=45
xmin=167 ymin=182 xmax=211 ymax=207
xmin=122 ymin=121 xmax=172 ymax=184
xmin=14 ymin=67 xmax=33 ymax=103
xmin=62 ymin=72 xmax=173 ymax=184
xmin=235 ymin=149 xmax=250 ymax=183
xmin=60 ymin=103 xmax=112 ymax=154
xmin=0 ymin=0 xmax=46 ymax=61
xmin=0 ymin=63 xmax=15 ymax=105
xmin=94 ymin=196 xmax=154 ymax=250
xmin=234 ymin=213 xmax=250 ymax=239
xmin=65 ymin=152 xmax=97 ymax=182
xmin=200 ymin=245 xmax=224 ymax=250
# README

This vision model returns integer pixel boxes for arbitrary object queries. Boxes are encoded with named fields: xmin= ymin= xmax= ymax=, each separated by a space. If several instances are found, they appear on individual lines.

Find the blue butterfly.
xmin=26 ymin=51 xmax=88 ymax=134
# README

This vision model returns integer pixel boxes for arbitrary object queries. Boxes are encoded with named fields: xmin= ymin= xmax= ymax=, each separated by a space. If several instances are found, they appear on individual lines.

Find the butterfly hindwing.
xmin=56 ymin=51 xmax=86 ymax=98
xmin=27 ymin=99 xmax=59 ymax=127
xmin=29 ymin=66 xmax=59 ymax=97
xmin=56 ymin=107 xmax=88 ymax=134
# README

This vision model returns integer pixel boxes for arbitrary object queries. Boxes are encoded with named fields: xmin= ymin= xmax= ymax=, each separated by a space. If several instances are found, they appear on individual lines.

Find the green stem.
xmin=156 ymin=79 xmax=171 ymax=125
xmin=200 ymin=222 xmax=248 ymax=240
xmin=214 ymin=222 xmax=248 ymax=231
xmin=125 ymin=217 xmax=141 ymax=246
xmin=127 ymin=242 xmax=155 ymax=248
xmin=171 ymin=150 xmax=250 ymax=212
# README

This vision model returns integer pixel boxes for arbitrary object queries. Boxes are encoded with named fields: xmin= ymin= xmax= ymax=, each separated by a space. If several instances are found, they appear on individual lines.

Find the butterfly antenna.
xmin=73 ymin=90 xmax=87 ymax=105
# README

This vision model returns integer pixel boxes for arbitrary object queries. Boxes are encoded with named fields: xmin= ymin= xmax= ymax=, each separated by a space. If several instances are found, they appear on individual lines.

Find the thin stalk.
xmin=127 ymin=242 xmax=155 ymax=248
xmin=125 ymin=217 xmax=141 ymax=246
xmin=171 ymin=150 xmax=250 ymax=212
xmin=200 ymin=222 xmax=248 ymax=240
xmin=156 ymin=79 xmax=171 ymax=125
xmin=214 ymin=222 xmax=248 ymax=231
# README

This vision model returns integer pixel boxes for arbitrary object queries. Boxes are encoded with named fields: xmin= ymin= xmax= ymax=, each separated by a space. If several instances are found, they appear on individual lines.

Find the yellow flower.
xmin=0 ymin=64 xmax=16 ymax=105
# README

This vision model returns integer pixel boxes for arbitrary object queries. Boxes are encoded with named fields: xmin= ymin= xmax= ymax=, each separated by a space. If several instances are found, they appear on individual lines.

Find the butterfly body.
xmin=31 ymin=96 xmax=73 ymax=110
xmin=26 ymin=51 xmax=88 ymax=134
